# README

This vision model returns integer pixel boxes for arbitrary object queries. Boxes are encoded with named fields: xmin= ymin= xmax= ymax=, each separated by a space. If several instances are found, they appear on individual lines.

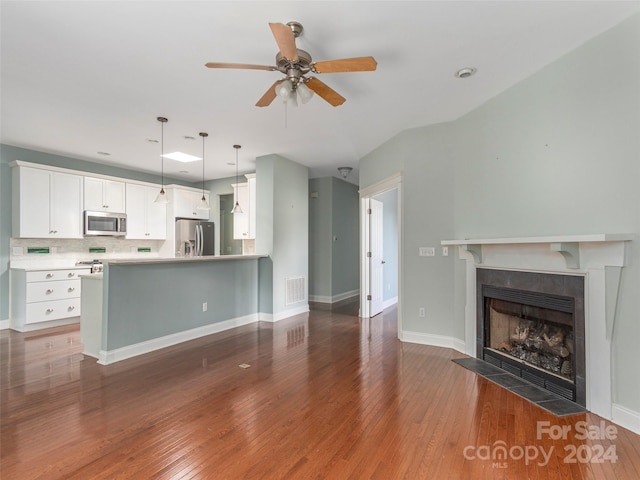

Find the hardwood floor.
xmin=2 ymin=303 xmax=639 ymax=479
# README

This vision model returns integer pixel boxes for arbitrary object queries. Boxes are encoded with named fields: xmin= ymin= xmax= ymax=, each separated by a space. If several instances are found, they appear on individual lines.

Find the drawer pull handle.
xmin=46 ymin=308 xmax=54 ymax=313
xmin=46 ymin=289 xmax=54 ymax=294
xmin=68 ymin=287 xmax=75 ymax=292
xmin=46 ymin=273 xmax=54 ymax=278
xmin=68 ymin=273 xmax=75 ymax=277
xmin=68 ymin=306 xmax=75 ymax=311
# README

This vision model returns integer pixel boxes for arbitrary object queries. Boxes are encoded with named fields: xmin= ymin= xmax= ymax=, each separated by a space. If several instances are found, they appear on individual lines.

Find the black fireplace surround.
xmin=476 ymin=269 xmax=585 ymax=407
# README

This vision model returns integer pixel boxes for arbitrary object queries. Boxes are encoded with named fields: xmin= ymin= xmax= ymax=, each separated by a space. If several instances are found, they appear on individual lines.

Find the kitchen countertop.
xmin=106 ymin=254 xmax=267 ymax=266
xmin=79 ymin=273 xmax=104 ymax=280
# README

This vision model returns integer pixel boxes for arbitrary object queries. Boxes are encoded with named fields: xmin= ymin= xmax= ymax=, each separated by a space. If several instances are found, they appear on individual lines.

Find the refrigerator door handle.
xmin=197 ymin=225 xmax=203 ymax=256
xmin=195 ymin=225 xmax=200 ymax=257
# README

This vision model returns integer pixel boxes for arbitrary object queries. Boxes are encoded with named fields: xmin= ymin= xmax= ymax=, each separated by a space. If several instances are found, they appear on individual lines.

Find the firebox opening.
xmin=486 ymin=298 xmax=574 ymax=383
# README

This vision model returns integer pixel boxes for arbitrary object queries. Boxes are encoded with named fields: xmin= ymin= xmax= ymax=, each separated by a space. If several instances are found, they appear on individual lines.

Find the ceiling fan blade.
xmin=269 ymin=23 xmax=298 ymax=62
xmin=312 ymin=56 xmax=377 ymax=74
xmin=256 ymin=80 xmax=284 ymax=107
xmin=205 ymin=62 xmax=277 ymax=71
xmin=305 ymin=77 xmax=346 ymax=107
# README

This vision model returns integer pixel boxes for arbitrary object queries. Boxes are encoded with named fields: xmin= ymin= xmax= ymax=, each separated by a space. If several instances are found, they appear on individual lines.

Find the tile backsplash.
xmin=10 ymin=237 xmax=163 ymax=268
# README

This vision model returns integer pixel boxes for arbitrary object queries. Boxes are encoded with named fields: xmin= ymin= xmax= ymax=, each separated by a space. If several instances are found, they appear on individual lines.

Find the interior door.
xmin=370 ymin=198 xmax=384 ymax=317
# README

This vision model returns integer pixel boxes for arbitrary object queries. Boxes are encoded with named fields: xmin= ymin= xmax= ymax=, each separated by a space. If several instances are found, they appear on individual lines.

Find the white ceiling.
xmin=2 ymin=1 xmax=638 ymax=184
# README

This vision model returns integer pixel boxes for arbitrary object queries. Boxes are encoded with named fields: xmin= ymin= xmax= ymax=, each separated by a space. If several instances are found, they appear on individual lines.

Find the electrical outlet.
xmin=419 ymin=307 xmax=425 ymax=317
xmin=442 ymin=246 xmax=449 ymax=256
xmin=203 ymin=302 xmax=208 ymax=312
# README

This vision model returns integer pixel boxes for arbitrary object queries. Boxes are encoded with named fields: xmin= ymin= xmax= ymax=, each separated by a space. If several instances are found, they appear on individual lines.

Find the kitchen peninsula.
xmin=81 ymin=254 xmax=269 ymax=364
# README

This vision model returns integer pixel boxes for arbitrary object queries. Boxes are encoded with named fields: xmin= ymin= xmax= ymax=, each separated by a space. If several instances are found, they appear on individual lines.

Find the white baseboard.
xmin=8 ymin=317 xmax=80 ymax=333
xmin=612 ymin=403 xmax=640 ymax=435
xmin=382 ymin=297 xmax=398 ymax=310
xmin=98 ymin=313 xmax=259 ymax=365
xmin=262 ymin=304 xmax=310 ymax=323
xmin=402 ymin=330 xmax=466 ymax=353
xmin=0 ymin=319 xmax=9 ymax=330
xmin=309 ymin=290 xmax=359 ymax=304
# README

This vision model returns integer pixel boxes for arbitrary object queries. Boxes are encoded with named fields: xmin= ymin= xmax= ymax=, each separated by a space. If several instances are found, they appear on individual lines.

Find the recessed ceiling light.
xmin=227 ymin=162 xmax=235 ymax=166
xmin=455 ymin=67 xmax=477 ymax=79
xmin=179 ymin=170 xmax=189 ymax=174
xmin=97 ymin=151 xmax=111 ymax=156
xmin=161 ymin=151 xmax=202 ymax=163
xmin=183 ymin=135 xmax=196 ymax=140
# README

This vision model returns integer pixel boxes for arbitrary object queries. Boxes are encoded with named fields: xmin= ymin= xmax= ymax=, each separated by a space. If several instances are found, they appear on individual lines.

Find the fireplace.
xmin=476 ymin=269 xmax=585 ymax=406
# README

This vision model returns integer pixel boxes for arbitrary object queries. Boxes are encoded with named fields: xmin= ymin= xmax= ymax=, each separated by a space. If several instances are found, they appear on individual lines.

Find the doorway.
xmin=359 ymin=173 xmax=402 ymax=337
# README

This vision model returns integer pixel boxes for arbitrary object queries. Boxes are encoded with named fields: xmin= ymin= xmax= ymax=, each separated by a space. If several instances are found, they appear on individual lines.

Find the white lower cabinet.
xmin=10 ymin=267 xmax=91 ymax=331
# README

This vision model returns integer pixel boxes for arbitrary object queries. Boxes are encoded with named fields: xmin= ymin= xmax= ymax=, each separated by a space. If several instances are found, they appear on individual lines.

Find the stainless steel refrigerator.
xmin=175 ymin=218 xmax=215 ymax=257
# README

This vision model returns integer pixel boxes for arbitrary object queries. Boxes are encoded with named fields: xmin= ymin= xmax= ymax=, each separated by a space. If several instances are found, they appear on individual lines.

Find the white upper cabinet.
xmin=12 ymin=165 xmax=83 ymax=238
xmin=84 ymin=177 xmax=126 ymax=213
xmin=232 ymin=174 xmax=256 ymax=240
xmin=173 ymin=187 xmax=210 ymax=220
xmin=125 ymin=183 xmax=166 ymax=239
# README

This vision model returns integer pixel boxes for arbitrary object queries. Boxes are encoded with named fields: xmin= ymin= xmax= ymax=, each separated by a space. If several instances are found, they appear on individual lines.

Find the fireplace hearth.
xmin=477 ymin=269 xmax=585 ymax=406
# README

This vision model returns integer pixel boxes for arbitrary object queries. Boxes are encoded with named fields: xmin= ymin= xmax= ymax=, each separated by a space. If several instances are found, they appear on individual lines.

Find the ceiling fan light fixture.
xmin=276 ymin=79 xmax=293 ymax=101
xmin=297 ymin=81 xmax=314 ymax=104
xmin=288 ymin=89 xmax=298 ymax=107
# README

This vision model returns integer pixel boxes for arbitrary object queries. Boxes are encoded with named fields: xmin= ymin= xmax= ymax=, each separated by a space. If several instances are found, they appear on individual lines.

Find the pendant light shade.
xmin=155 ymin=116 xmax=169 ymax=204
xmin=197 ymin=132 xmax=210 ymax=211
xmin=231 ymin=144 xmax=243 ymax=214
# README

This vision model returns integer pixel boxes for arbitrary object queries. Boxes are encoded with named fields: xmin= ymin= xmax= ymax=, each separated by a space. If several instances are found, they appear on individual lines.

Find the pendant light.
xmin=230 ymin=144 xmax=243 ymax=214
xmin=154 ymin=116 xmax=169 ymax=204
xmin=197 ymin=132 xmax=210 ymax=211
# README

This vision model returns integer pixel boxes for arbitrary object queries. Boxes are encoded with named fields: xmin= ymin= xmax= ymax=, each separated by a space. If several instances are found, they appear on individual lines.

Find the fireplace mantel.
xmin=442 ymin=234 xmax=633 ymax=269
xmin=444 ymin=234 xmax=633 ymax=422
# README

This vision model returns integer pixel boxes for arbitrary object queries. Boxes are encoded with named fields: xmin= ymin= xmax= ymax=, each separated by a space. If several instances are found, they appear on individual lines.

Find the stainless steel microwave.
xmin=84 ymin=211 xmax=127 ymax=236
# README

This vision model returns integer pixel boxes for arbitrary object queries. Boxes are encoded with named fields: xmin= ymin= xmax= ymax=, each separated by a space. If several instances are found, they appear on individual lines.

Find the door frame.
xmin=359 ymin=172 xmax=402 ymax=338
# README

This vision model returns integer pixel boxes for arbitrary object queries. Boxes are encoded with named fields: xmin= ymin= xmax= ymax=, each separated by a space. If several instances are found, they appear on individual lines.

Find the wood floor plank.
xmin=2 ymin=302 xmax=639 ymax=479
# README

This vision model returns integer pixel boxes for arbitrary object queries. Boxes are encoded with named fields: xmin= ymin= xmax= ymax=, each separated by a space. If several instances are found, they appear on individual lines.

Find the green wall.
xmin=308 ymin=177 xmax=360 ymax=302
xmin=359 ymin=13 xmax=640 ymax=413
xmin=331 ymin=178 xmax=359 ymax=297
xmin=104 ymin=259 xmax=259 ymax=350
xmin=308 ymin=178 xmax=332 ymax=299
xmin=256 ymin=154 xmax=308 ymax=318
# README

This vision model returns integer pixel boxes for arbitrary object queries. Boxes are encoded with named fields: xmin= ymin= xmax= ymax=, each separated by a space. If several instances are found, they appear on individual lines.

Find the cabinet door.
xmin=84 ymin=177 xmax=106 ymax=211
xmin=85 ymin=177 xmax=126 ymax=212
xmin=50 ymin=172 xmax=83 ymax=238
xmin=174 ymin=189 xmax=209 ymax=220
xmin=16 ymin=167 xmax=52 ymax=238
xmin=145 ymin=190 xmax=167 ymax=239
xmin=103 ymin=180 xmax=126 ymax=212
xmin=125 ymin=183 xmax=147 ymax=239
xmin=125 ymin=184 xmax=166 ymax=239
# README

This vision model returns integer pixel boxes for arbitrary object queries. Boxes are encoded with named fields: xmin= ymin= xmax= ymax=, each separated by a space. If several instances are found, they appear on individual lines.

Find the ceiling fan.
xmin=205 ymin=21 xmax=377 ymax=107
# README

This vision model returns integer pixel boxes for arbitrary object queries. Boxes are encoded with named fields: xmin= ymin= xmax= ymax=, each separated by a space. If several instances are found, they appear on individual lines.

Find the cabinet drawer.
xmin=26 ymin=279 xmax=81 ymax=303
xmin=25 ymin=298 xmax=81 ymax=324
xmin=26 ymin=269 xmax=90 ymax=282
